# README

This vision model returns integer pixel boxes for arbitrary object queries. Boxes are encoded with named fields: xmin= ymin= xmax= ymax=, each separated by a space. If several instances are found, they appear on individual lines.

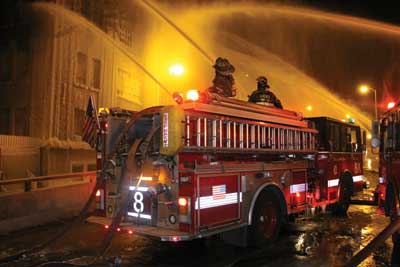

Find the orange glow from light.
xmin=128 ymin=230 xmax=133 ymax=235
xmin=306 ymin=105 xmax=312 ymax=111
xmin=388 ymin=102 xmax=395 ymax=109
xmin=104 ymin=225 xmax=109 ymax=229
xmin=367 ymin=133 xmax=372 ymax=140
xmin=296 ymin=192 xmax=301 ymax=198
xmin=96 ymin=190 xmax=101 ymax=197
xmin=359 ymin=85 xmax=370 ymax=94
xmin=117 ymin=227 xmax=121 ymax=232
xmin=186 ymin=90 xmax=199 ymax=101
xmin=178 ymin=197 xmax=188 ymax=207
xmin=139 ymin=176 xmax=153 ymax=181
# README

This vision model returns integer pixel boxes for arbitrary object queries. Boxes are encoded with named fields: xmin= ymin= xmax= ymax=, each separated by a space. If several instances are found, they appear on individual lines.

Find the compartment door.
xmin=196 ymin=175 xmax=241 ymax=228
xmin=291 ymin=170 xmax=307 ymax=206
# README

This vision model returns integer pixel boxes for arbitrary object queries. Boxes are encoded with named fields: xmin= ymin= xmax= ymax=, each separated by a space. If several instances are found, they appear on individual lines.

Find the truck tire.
xmin=249 ymin=191 xmax=282 ymax=247
xmin=334 ymin=173 xmax=353 ymax=216
xmin=385 ymin=182 xmax=395 ymax=217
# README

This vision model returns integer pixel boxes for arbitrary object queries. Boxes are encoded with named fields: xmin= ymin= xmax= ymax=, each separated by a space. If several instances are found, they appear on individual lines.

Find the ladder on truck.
xmin=180 ymin=96 xmax=317 ymax=153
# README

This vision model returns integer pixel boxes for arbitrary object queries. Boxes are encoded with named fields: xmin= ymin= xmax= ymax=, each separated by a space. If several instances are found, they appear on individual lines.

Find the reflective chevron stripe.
xmin=195 ymin=192 xmax=242 ymax=210
xmin=328 ymin=179 xmax=339 ymax=187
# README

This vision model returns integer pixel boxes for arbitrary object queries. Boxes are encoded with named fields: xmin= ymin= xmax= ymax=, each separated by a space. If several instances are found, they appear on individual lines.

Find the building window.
xmin=71 ymin=163 xmax=85 ymax=181
xmin=71 ymin=163 xmax=84 ymax=173
xmin=74 ymin=108 xmax=85 ymax=136
xmin=0 ymin=108 xmax=10 ymax=135
xmin=92 ymin=58 xmax=101 ymax=89
xmin=76 ymin=52 xmax=87 ymax=85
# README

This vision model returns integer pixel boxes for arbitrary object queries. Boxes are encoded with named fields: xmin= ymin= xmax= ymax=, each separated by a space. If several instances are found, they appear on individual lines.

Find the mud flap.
xmin=221 ymin=227 xmax=249 ymax=247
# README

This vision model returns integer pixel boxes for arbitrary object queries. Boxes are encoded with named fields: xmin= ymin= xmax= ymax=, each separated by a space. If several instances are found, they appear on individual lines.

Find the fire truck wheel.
xmin=250 ymin=192 xmax=282 ymax=247
xmin=335 ymin=173 xmax=353 ymax=216
xmin=384 ymin=182 xmax=395 ymax=217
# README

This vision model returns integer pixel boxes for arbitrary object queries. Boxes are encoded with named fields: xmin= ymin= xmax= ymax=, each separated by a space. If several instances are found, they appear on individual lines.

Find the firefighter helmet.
xmin=256 ymin=76 xmax=270 ymax=89
xmin=213 ymin=57 xmax=235 ymax=76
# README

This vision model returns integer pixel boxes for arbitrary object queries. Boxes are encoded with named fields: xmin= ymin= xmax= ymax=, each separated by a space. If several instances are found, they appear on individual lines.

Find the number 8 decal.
xmin=133 ymin=191 xmax=144 ymax=213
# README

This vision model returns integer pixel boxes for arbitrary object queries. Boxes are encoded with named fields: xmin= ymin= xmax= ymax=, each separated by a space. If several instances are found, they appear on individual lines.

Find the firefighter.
xmin=248 ymin=76 xmax=283 ymax=109
xmin=208 ymin=57 xmax=236 ymax=97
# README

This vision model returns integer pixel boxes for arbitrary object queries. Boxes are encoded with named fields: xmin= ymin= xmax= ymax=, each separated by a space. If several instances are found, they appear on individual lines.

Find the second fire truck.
xmin=89 ymin=91 xmax=366 ymax=246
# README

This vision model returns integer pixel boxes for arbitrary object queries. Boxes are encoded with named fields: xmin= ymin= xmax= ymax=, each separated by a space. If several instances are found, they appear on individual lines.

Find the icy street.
xmin=0 ymin=170 xmax=391 ymax=267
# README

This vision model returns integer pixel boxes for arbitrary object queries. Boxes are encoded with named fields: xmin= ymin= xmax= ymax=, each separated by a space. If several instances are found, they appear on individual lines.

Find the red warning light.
xmin=388 ymin=102 xmax=396 ymax=109
xmin=104 ymin=225 xmax=109 ymax=229
xmin=128 ymin=230 xmax=133 ymax=235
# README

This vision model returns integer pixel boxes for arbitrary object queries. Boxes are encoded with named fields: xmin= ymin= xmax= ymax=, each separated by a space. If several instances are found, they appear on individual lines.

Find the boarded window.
xmin=92 ymin=58 xmax=101 ymax=89
xmin=0 ymin=108 xmax=10 ymax=135
xmin=74 ymin=108 xmax=85 ymax=136
xmin=76 ymin=52 xmax=87 ymax=84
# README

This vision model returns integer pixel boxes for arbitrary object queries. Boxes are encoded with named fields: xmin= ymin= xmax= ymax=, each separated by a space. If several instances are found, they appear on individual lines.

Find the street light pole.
xmin=359 ymin=85 xmax=378 ymax=121
xmin=373 ymin=88 xmax=378 ymax=121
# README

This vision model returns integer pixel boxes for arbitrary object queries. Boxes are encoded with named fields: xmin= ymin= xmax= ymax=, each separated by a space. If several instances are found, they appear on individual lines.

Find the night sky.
xmin=265 ymin=0 xmax=400 ymax=26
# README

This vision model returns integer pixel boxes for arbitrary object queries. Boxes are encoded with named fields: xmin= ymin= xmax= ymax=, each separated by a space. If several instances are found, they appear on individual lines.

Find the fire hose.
xmin=0 ymin=109 xmax=157 ymax=264
xmin=99 ymin=126 xmax=160 ymax=256
xmin=0 ymin=173 xmax=106 ymax=264
xmin=342 ymin=219 xmax=400 ymax=267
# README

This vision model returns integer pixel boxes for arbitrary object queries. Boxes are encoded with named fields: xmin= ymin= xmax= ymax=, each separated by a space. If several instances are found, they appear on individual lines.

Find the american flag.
xmin=212 ymin=184 xmax=226 ymax=200
xmin=82 ymin=96 xmax=100 ymax=148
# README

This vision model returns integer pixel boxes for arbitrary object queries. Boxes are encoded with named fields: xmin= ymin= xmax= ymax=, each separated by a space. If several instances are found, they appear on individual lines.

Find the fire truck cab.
xmin=308 ymin=117 xmax=366 ymax=214
xmin=88 ymin=92 xmax=365 ymax=246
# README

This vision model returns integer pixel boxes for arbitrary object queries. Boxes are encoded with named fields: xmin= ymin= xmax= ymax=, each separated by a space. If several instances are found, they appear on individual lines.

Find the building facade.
xmin=0 ymin=0 xmax=165 ymax=178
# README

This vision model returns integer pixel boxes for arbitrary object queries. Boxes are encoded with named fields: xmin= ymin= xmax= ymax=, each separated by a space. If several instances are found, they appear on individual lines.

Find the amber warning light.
xmin=178 ymin=197 xmax=188 ymax=207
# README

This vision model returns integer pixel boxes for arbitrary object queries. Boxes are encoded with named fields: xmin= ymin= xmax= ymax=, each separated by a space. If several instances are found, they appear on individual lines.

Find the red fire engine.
xmin=88 ymin=91 xmax=366 ymax=246
xmin=371 ymin=103 xmax=400 ymax=266
xmin=373 ymin=103 xmax=400 ymax=216
xmin=308 ymin=117 xmax=366 ymax=214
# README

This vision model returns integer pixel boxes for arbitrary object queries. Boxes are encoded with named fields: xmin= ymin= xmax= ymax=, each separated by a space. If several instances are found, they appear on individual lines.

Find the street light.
xmin=358 ymin=84 xmax=377 ymax=120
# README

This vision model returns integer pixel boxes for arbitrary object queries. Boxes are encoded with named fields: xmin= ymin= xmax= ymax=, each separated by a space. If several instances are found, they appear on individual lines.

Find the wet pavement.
xmin=0 ymin=171 xmax=392 ymax=267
